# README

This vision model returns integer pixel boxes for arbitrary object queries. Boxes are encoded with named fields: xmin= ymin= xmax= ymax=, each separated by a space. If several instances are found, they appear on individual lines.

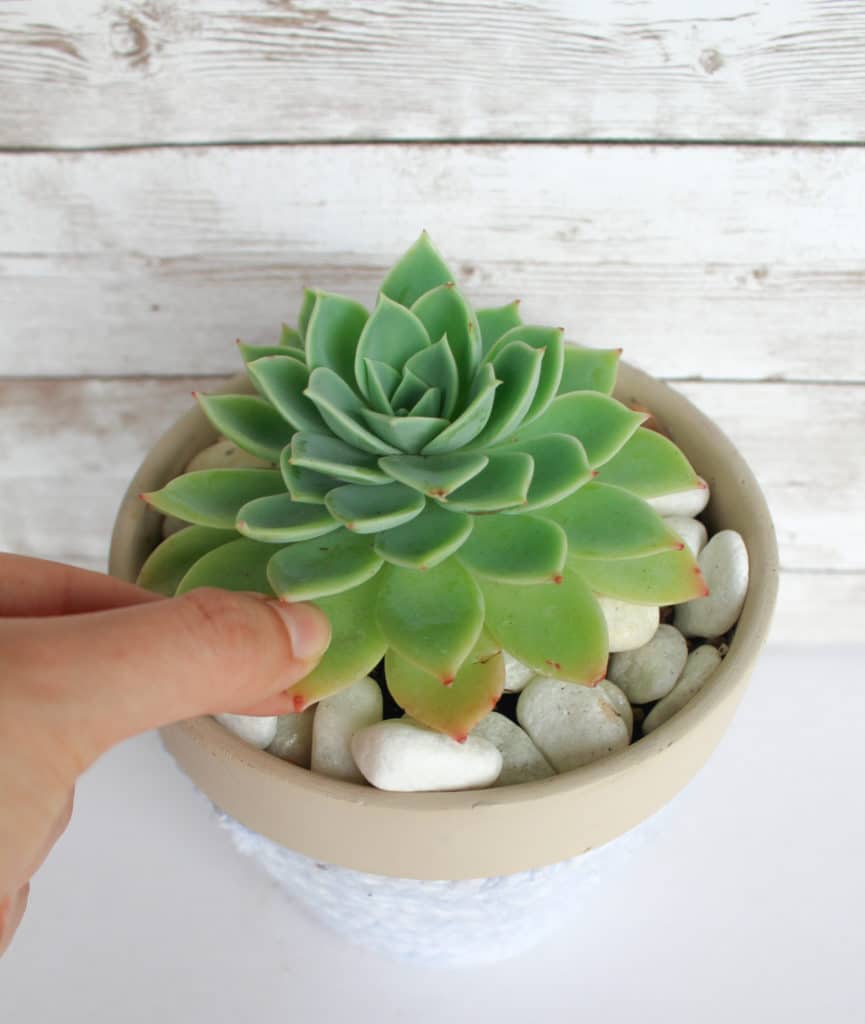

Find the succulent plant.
xmin=138 ymin=234 xmax=707 ymax=739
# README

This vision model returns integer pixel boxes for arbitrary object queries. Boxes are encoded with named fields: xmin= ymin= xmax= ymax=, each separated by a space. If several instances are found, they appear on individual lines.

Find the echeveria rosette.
xmin=139 ymin=234 xmax=707 ymax=740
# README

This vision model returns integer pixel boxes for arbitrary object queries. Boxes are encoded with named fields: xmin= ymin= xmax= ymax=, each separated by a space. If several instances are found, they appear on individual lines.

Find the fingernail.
xmin=268 ymin=601 xmax=331 ymax=662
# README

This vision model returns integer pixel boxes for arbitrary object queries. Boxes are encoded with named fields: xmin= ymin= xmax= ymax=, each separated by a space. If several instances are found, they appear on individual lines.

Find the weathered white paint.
xmin=2 ymin=144 xmax=865 ymax=380
xmin=1 ymin=1 xmax=863 ymax=147
xmin=0 ymin=378 xmax=861 ymax=642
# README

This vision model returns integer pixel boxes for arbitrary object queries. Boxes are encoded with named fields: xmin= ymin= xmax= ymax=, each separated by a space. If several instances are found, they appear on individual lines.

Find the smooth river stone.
xmin=268 ymin=706 xmax=316 ymax=767
xmin=647 ymin=479 xmax=710 ymax=518
xmin=598 ymin=679 xmax=634 ymax=738
xmin=351 ymin=720 xmax=502 ymax=792
xmin=607 ymin=623 xmax=688 ymax=704
xmin=517 ymin=677 xmax=631 ymax=772
xmin=675 ymin=530 xmax=749 ymax=639
xmin=310 ymin=676 xmax=383 ymax=783
xmin=472 ymin=711 xmax=555 ymax=785
xmin=597 ymin=596 xmax=660 ymax=652
xmin=502 ymin=651 xmax=537 ymax=693
xmin=663 ymin=515 xmax=708 ymax=557
xmin=214 ymin=713 xmax=277 ymax=749
xmin=643 ymin=645 xmax=723 ymax=733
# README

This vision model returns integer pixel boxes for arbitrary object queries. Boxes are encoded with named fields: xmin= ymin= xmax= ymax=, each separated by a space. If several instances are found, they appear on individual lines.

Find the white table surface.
xmin=2 ymin=646 xmax=863 ymax=1023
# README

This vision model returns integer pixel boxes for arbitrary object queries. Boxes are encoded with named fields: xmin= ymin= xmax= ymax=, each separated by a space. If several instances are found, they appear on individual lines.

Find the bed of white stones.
xmin=195 ymin=439 xmax=750 ymax=793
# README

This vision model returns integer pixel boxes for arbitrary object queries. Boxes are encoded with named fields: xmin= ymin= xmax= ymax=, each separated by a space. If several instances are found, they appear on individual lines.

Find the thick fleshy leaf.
xmin=364 ymin=358 xmax=400 ymax=414
xmin=142 ymin=470 xmax=286 ymax=528
xmin=290 ymin=433 xmax=390 ymax=485
xmin=137 ymin=525 xmax=237 ymax=596
xmin=457 ymin=515 xmax=567 ymax=583
xmin=247 ymin=356 xmax=327 ymax=434
xmin=325 ymin=482 xmax=425 ymax=534
xmin=411 ymin=285 xmax=481 ymax=404
xmin=361 ymin=410 xmax=448 ymax=454
xmin=175 ymin=537 xmax=276 ymax=596
xmin=287 ymin=574 xmax=388 ymax=711
xmin=558 ymin=344 xmax=620 ymax=395
xmin=379 ymin=232 xmax=455 ymax=308
xmin=280 ymin=457 xmax=340 ymax=504
xmin=305 ymin=292 xmax=368 ymax=387
xmin=373 ymin=502 xmax=473 ymax=569
xmin=237 ymin=493 xmax=340 ymax=543
xmin=402 ymin=337 xmax=459 ymax=418
xmin=197 ymin=394 xmax=293 ymax=462
xmin=468 ymin=341 xmax=544 ymax=447
xmin=379 ymin=451 xmax=488 ymax=498
xmin=238 ymin=342 xmax=295 ymax=364
xmin=376 ymin=559 xmax=484 ymax=682
xmin=513 ymin=391 xmax=647 ymax=467
xmin=297 ymin=288 xmax=317 ymax=339
xmin=476 ymin=301 xmax=522 ymax=356
xmin=500 ymin=434 xmax=592 ymax=512
xmin=570 ymin=547 xmax=708 ymax=605
xmin=389 ymin=368 xmax=429 ymax=413
xmin=480 ymin=569 xmax=608 ymax=683
xmin=354 ymin=296 xmax=430 ymax=396
xmin=445 ymin=451 xmax=534 ymax=512
xmin=386 ymin=643 xmax=505 ymax=740
xmin=305 ymin=366 xmax=398 ymax=455
xmin=595 ymin=427 xmax=701 ymax=498
xmin=421 ymin=363 xmax=500 ymax=454
xmin=280 ymin=324 xmax=304 ymax=349
xmin=267 ymin=530 xmax=383 ymax=601
xmin=409 ymin=387 xmax=442 ymax=418
xmin=542 ymin=482 xmax=684 ymax=559
xmin=485 ymin=325 xmax=564 ymax=424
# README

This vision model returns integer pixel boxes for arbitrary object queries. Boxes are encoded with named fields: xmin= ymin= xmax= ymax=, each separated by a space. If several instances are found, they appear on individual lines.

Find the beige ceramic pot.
xmin=110 ymin=363 xmax=777 ymax=960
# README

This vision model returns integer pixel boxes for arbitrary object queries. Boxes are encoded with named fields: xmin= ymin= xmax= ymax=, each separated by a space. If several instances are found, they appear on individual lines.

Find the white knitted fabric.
xmin=215 ymin=802 xmax=672 ymax=965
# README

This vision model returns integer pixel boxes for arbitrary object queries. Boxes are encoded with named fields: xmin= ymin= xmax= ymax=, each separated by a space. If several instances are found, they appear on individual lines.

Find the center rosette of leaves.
xmin=139 ymin=234 xmax=708 ymax=739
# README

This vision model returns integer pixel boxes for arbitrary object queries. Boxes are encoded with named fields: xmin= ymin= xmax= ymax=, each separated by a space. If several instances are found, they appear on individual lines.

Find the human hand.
xmin=0 ymin=553 xmax=331 ymax=955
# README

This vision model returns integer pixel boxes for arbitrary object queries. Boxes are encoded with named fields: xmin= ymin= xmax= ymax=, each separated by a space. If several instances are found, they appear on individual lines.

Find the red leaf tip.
xmin=454 ymin=733 xmax=468 ymax=744
xmin=441 ymin=675 xmax=455 ymax=687
xmin=292 ymin=694 xmax=307 ymax=713
xmin=552 ymin=574 xmax=564 ymax=585
xmin=591 ymin=469 xmax=600 ymax=478
xmin=674 ymin=542 xmax=685 ymax=551
xmin=697 ymin=479 xmax=709 ymax=490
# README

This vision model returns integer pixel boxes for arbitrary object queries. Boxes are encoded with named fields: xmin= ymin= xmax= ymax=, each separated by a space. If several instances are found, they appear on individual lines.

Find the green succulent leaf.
xmin=500 ymin=434 xmax=592 ymax=512
xmin=389 ymin=367 xmax=430 ymax=413
xmin=237 ymin=493 xmax=340 ymax=543
xmin=305 ymin=366 xmax=398 ymax=455
xmin=480 ymin=569 xmax=608 ymax=683
xmin=325 ymin=481 xmax=426 ymax=534
xmin=557 ymin=344 xmax=620 ymax=396
xmin=363 ymin=358 xmax=400 ymax=414
xmin=469 ymin=341 xmax=544 ymax=447
xmin=402 ymin=337 xmax=459 ymax=418
xmin=421 ymin=363 xmax=500 ymax=454
xmin=476 ymin=301 xmax=522 ymax=356
xmin=280 ymin=324 xmax=304 ymax=349
xmin=376 ymin=558 xmax=484 ymax=682
xmin=409 ymin=387 xmax=442 ymax=418
xmin=196 ymin=394 xmax=293 ymax=463
xmin=386 ymin=642 xmax=505 ymax=740
xmin=542 ymin=482 xmax=684 ymax=559
xmin=594 ymin=427 xmax=701 ymax=498
xmin=360 ymin=410 xmax=448 ymax=454
xmin=267 ymin=530 xmax=383 ymax=602
xmin=373 ymin=502 xmax=473 ymax=569
xmin=570 ymin=547 xmax=708 ymax=605
xmin=378 ymin=452 xmax=489 ymax=498
xmin=297 ymin=288 xmax=318 ymax=340
xmin=305 ymin=292 xmax=369 ymax=387
xmin=354 ymin=296 xmax=430 ymax=396
xmin=379 ymin=231 xmax=455 ymax=308
xmin=176 ymin=537 xmax=276 ymax=596
xmin=485 ymin=325 xmax=564 ymax=425
xmin=411 ymin=285 xmax=481 ymax=405
xmin=290 ymin=433 xmax=390 ymax=485
xmin=445 ymin=451 xmax=534 ymax=513
xmin=287 ymin=574 xmax=388 ymax=711
xmin=247 ymin=356 xmax=328 ymax=435
xmin=143 ymin=469 xmax=286 ymax=528
xmin=136 ymin=525 xmax=237 ymax=596
xmin=238 ymin=342 xmax=295 ymax=364
xmin=513 ymin=391 xmax=646 ymax=468
xmin=457 ymin=514 xmax=567 ymax=583
xmin=280 ymin=457 xmax=340 ymax=504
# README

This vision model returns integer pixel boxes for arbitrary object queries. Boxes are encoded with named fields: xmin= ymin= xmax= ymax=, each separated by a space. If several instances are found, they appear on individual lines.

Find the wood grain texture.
xmin=3 ymin=143 xmax=865 ymax=380
xmin=1 ymin=0 xmax=864 ymax=147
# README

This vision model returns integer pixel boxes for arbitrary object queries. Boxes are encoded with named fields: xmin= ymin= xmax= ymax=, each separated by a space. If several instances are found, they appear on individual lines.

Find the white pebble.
xmin=663 ymin=515 xmax=708 ymax=557
xmin=608 ymin=623 xmax=688 ymax=704
xmin=186 ymin=440 xmax=274 ymax=473
xmin=472 ymin=712 xmax=555 ymax=786
xmin=351 ymin=720 xmax=502 ymax=792
xmin=268 ymin=706 xmax=316 ymax=767
xmin=675 ymin=530 xmax=749 ymax=639
xmin=597 ymin=596 xmax=659 ymax=652
xmin=643 ymin=645 xmax=723 ymax=733
xmin=648 ymin=479 xmax=710 ymax=518
xmin=598 ymin=679 xmax=634 ymax=738
xmin=517 ymin=677 xmax=630 ymax=773
xmin=502 ymin=651 xmax=536 ymax=693
xmin=310 ymin=677 xmax=383 ymax=783
xmin=214 ymin=713 xmax=277 ymax=749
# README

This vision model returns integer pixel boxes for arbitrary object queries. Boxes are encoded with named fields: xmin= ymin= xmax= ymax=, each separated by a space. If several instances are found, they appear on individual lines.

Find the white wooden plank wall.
xmin=1 ymin=1 xmax=863 ymax=644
